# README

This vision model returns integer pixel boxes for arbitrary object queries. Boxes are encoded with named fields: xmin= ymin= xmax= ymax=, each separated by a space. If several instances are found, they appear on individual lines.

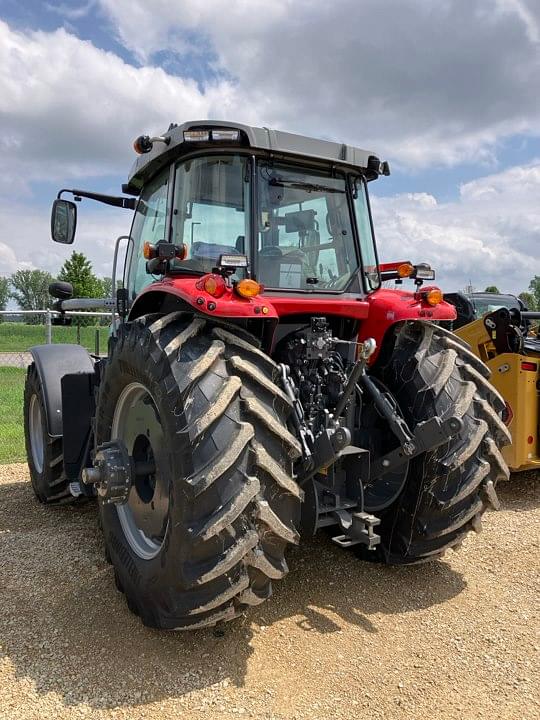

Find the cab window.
xmin=352 ymin=177 xmax=380 ymax=291
xmin=126 ymin=169 xmax=169 ymax=298
xmin=171 ymin=155 xmax=250 ymax=278
xmin=256 ymin=163 xmax=357 ymax=291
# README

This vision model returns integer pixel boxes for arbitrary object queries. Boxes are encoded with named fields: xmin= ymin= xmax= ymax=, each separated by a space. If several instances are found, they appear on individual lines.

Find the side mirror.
xmin=49 ymin=281 xmax=73 ymax=300
xmin=51 ymin=199 xmax=77 ymax=244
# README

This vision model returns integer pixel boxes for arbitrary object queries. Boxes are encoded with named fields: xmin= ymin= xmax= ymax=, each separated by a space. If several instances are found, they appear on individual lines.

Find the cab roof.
xmin=125 ymin=120 xmax=389 ymax=194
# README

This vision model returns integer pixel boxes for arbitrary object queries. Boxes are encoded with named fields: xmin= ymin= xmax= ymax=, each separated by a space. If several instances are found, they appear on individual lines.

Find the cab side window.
xmin=126 ymin=170 xmax=169 ymax=298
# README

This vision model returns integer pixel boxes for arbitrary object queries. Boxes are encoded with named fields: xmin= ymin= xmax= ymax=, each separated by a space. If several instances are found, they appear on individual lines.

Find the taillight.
xmin=521 ymin=361 xmax=538 ymax=372
xmin=143 ymin=242 xmax=156 ymax=260
xmin=425 ymin=288 xmax=443 ymax=306
xmin=235 ymin=279 xmax=262 ymax=298
xmin=196 ymin=274 xmax=227 ymax=298
xmin=415 ymin=286 xmax=443 ymax=306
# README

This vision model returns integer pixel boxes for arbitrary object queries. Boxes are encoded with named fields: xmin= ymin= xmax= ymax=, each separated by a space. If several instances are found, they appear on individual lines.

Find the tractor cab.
xmin=51 ymin=121 xmax=388 ymax=311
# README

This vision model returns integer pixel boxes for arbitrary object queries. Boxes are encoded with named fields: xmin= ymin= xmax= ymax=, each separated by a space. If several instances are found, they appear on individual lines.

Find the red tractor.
xmin=24 ymin=121 xmax=510 ymax=629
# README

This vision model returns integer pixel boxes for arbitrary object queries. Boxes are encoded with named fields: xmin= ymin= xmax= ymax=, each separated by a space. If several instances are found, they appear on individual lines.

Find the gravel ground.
xmin=0 ymin=463 xmax=538 ymax=720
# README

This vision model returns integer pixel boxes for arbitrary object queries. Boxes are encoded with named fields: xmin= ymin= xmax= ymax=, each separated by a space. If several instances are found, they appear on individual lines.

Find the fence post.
xmin=46 ymin=309 xmax=52 ymax=344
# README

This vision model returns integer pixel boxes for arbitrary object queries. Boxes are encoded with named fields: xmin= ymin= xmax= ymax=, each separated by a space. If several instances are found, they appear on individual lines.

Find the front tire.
xmin=96 ymin=313 xmax=303 ymax=629
xmin=23 ymin=363 xmax=71 ymax=504
xmin=365 ymin=321 xmax=511 ymax=564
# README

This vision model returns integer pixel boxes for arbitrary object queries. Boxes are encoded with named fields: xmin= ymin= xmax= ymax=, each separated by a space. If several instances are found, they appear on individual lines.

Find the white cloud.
xmin=0 ymin=9 xmax=538 ymax=300
xmin=98 ymin=0 xmax=540 ymax=167
xmin=0 ymin=19 xmax=235 ymax=192
xmin=493 ymin=0 xmax=540 ymax=43
xmin=372 ymin=161 xmax=540 ymax=295
xmin=0 ymin=200 xmax=127 ymax=280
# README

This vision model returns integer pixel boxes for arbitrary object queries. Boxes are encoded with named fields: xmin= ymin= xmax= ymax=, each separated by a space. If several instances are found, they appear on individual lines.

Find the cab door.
xmin=124 ymin=167 xmax=171 ymax=301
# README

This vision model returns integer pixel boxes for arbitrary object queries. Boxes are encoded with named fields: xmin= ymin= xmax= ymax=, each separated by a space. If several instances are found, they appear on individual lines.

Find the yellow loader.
xmin=445 ymin=292 xmax=539 ymax=472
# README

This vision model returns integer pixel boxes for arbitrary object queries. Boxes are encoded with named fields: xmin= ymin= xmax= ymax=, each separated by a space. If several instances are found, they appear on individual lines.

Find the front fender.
xmin=29 ymin=344 xmax=94 ymax=437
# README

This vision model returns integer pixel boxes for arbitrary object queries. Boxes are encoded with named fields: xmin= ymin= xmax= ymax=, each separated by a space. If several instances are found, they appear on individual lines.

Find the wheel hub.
xmin=82 ymin=441 xmax=133 ymax=505
xmin=86 ymin=382 xmax=169 ymax=560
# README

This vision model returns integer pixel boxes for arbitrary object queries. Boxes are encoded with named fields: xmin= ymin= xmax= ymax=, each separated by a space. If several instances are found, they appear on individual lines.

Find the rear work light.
xmin=211 ymin=129 xmax=240 ymax=141
xmin=218 ymin=253 xmax=248 ymax=269
xmin=183 ymin=129 xmax=240 ymax=143
xmin=414 ymin=263 xmax=436 ymax=280
xmin=184 ymin=130 xmax=210 ymax=142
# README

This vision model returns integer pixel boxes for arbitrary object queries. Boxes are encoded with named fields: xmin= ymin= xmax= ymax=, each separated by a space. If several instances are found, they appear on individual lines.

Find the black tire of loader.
xmin=23 ymin=363 xmax=72 ymax=504
xmin=364 ymin=321 xmax=511 ymax=564
xmin=96 ymin=313 xmax=303 ymax=629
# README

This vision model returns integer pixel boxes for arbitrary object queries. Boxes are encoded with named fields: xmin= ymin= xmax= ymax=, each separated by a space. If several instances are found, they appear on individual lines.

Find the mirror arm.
xmin=57 ymin=188 xmax=137 ymax=210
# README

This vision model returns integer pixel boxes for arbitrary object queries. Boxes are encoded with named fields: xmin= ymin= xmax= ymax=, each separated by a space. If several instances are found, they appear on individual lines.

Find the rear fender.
xmin=29 ymin=344 xmax=94 ymax=437
xmin=128 ymin=278 xmax=279 ymax=321
xmin=127 ymin=284 xmax=278 ymax=349
xmin=358 ymin=288 xmax=456 ymax=363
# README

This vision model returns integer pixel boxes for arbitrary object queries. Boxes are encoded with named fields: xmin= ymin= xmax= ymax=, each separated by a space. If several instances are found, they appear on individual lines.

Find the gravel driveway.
xmin=0 ymin=464 xmax=538 ymax=720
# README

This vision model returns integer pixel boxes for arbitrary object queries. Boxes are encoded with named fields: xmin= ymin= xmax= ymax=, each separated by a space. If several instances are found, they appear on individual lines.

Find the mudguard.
xmin=29 ymin=344 xmax=94 ymax=437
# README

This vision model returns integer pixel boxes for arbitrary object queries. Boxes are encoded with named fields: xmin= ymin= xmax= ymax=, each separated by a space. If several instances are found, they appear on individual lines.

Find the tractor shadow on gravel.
xmin=3 ymin=471 xmax=534 ymax=711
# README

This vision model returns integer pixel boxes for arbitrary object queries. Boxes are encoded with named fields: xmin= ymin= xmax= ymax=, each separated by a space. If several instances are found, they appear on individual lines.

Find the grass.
xmin=0 ymin=367 xmax=26 ymax=464
xmin=0 ymin=322 xmax=110 ymax=353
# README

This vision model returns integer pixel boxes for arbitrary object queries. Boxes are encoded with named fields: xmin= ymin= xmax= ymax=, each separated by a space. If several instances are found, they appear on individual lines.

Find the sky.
xmin=0 ymin=0 xmax=539 ymax=295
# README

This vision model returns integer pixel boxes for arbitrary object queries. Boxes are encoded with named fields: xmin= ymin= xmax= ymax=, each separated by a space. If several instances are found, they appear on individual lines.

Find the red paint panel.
xmin=266 ymin=295 xmax=370 ymax=320
xmin=136 ymin=277 xmax=279 ymax=319
xmin=358 ymin=288 xmax=457 ymax=362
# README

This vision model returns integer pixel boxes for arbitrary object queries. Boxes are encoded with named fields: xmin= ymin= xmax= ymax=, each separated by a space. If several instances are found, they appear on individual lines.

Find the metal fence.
xmin=0 ymin=310 xmax=113 ymax=368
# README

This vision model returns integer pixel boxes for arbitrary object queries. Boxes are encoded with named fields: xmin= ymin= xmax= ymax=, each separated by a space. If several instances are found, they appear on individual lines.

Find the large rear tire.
xmin=23 ymin=363 xmax=72 ymax=504
xmin=363 ymin=321 xmax=511 ymax=564
xmin=96 ymin=313 xmax=303 ymax=629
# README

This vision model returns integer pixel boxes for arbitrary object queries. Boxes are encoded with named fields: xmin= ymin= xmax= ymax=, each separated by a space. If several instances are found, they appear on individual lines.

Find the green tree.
xmin=527 ymin=276 xmax=540 ymax=310
xmin=518 ymin=291 xmax=537 ymax=311
xmin=0 ymin=276 xmax=9 ymax=323
xmin=58 ymin=252 xmax=104 ymax=298
xmin=10 ymin=269 xmax=54 ymax=322
xmin=484 ymin=285 xmax=500 ymax=293
xmin=0 ymin=276 xmax=9 ymax=310
xmin=101 ymin=276 xmax=122 ymax=298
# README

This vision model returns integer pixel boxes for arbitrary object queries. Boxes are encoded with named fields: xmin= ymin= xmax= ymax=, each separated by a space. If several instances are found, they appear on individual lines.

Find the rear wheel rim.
xmin=111 ymin=382 xmax=169 ymax=560
xmin=29 ymin=394 xmax=44 ymax=474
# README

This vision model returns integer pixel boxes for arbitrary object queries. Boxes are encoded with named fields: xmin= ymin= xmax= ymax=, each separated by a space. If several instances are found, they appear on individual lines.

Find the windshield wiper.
xmin=269 ymin=178 xmax=345 ymax=194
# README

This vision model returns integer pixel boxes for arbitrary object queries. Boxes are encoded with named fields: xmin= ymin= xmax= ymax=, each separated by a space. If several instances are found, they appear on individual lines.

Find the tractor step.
xmin=69 ymin=481 xmax=83 ymax=498
xmin=332 ymin=511 xmax=381 ymax=550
